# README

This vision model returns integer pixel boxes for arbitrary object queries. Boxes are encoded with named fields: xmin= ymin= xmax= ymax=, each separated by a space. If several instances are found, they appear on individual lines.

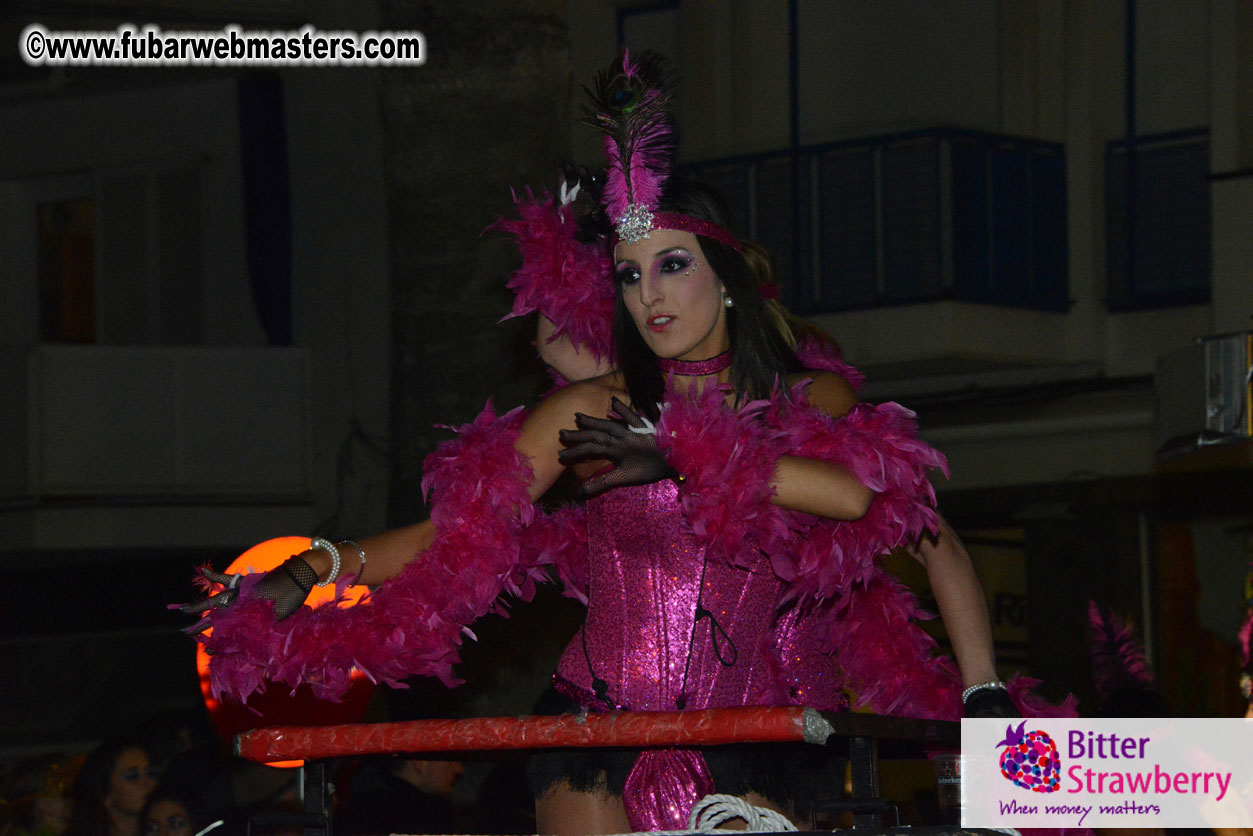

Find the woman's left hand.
xmin=557 ymin=397 xmax=679 ymax=495
xmin=178 ymin=555 xmax=320 ymax=634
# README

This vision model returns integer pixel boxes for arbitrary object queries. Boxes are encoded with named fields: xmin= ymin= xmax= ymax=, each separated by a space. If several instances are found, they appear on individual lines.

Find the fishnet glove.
xmin=558 ymin=397 xmax=678 ymax=496
xmin=179 ymin=554 xmax=318 ymax=633
xmin=964 ymin=687 xmax=1020 ymax=718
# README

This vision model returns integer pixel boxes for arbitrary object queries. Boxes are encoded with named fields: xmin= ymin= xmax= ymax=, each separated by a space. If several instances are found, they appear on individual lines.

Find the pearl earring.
xmin=724 ymin=295 xmax=734 ymax=308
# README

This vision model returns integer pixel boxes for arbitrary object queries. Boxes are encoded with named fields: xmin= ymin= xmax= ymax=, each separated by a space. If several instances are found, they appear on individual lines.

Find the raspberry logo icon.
xmin=996 ymin=721 xmax=1061 ymax=793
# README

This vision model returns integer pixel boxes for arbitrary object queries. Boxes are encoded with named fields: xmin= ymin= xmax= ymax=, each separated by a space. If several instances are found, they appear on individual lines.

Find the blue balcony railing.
xmin=1105 ymin=129 xmax=1211 ymax=311
xmin=680 ymin=128 xmax=1069 ymax=315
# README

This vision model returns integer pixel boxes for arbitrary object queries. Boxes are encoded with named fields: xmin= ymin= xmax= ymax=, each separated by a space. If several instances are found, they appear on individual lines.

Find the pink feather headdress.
xmin=582 ymin=50 xmax=740 ymax=252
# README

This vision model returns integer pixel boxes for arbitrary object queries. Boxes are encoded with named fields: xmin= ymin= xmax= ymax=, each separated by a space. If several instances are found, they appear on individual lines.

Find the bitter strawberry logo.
xmin=997 ymin=721 xmax=1061 ymax=793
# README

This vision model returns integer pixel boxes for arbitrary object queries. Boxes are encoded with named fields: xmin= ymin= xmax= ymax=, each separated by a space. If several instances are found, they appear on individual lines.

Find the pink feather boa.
xmin=652 ymin=378 xmax=1074 ymax=722
xmin=793 ymin=336 xmax=865 ymax=392
xmin=770 ymin=384 xmax=948 ymax=602
xmin=818 ymin=567 xmax=1077 ymax=720
xmin=653 ymin=376 xmax=947 ymax=595
xmin=518 ymin=505 xmax=590 ymax=605
xmin=823 ymin=566 xmax=962 ymax=718
xmin=198 ymin=404 xmax=549 ymax=703
xmin=492 ymin=189 xmax=616 ymax=364
xmin=652 ymin=379 xmax=958 ymax=717
xmin=655 ymin=384 xmax=794 ymax=570
xmin=197 ymin=378 xmax=1077 ymax=725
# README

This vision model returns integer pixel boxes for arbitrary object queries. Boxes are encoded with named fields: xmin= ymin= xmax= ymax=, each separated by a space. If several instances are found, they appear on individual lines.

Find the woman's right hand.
xmin=179 ymin=553 xmax=320 ymax=631
xmin=557 ymin=397 xmax=678 ymax=495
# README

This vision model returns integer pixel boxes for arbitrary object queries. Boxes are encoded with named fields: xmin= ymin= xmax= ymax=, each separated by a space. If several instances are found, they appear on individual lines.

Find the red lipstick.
xmin=648 ymin=315 xmax=673 ymax=332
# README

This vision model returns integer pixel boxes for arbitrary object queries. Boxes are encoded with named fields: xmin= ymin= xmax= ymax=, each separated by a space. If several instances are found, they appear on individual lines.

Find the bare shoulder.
xmin=787 ymin=369 xmax=858 ymax=420
xmin=514 ymin=372 xmax=626 ymax=493
xmin=531 ymin=370 xmax=625 ymax=428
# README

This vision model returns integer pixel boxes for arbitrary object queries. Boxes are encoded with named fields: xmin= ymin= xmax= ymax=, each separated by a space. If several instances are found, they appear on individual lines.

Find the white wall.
xmin=0 ymin=79 xmax=258 ymax=347
xmin=0 ymin=69 xmax=392 ymax=548
xmin=1211 ymin=175 xmax=1253 ymax=336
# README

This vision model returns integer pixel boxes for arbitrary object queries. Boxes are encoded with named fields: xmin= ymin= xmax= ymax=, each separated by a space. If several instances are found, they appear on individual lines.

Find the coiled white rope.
xmin=687 ymin=794 xmax=797 ymax=832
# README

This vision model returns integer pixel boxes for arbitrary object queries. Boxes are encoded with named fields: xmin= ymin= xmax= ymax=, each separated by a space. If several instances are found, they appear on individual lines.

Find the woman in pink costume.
xmin=186 ymin=53 xmax=1049 ymax=833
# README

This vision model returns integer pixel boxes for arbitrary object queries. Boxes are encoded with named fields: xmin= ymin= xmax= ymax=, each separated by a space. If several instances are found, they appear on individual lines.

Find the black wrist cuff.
xmin=964 ymin=687 xmax=1020 ymax=718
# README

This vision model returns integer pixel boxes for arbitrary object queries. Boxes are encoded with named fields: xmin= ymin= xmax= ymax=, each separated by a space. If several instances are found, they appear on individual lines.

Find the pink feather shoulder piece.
xmin=492 ymin=189 xmax=616 ymax=363
xmin=768 ymin=385 xmax=948 ymax=603
xmin=655 ymin=381 xmax=794 ymax=570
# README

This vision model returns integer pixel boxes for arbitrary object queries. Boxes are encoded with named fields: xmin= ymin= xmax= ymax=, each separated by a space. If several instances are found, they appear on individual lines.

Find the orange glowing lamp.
xmin=196 ymin=537 xmax=375 ymax=766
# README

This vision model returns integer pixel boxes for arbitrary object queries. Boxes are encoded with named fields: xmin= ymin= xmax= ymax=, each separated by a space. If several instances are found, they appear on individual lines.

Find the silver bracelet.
xmin=961 ymin=679 xmax=1006 ymax=703
xmin=310 ymin=537 xmax=340 ymax=586
xmin=338 ymin=539 xmax=366 ymax=581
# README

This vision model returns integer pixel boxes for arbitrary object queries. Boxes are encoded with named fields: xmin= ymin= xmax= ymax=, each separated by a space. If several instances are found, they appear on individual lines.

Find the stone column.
xmin=379 ymin=0 xmax=572 ymax=523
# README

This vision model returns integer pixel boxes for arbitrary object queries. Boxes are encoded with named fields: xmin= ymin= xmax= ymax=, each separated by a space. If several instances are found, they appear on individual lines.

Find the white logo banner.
xmin=960 ymin=718 xmax=1253 ymax=829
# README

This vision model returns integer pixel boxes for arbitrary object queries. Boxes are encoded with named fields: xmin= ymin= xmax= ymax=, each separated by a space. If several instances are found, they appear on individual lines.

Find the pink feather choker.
xmin=658 ymin=350 xmax=732 ymax=376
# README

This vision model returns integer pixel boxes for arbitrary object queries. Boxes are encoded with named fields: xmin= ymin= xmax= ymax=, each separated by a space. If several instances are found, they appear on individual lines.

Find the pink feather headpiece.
xmin=583 ymin=50 xmax=740 ymax=252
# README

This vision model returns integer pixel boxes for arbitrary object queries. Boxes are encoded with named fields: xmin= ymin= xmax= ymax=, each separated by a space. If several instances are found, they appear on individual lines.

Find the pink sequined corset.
xmin=554 ymin=479 xmax=793 ymax=712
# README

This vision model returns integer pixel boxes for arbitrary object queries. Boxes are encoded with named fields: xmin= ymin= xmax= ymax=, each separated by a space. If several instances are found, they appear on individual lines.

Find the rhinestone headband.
xmin=614 ymin=207 xmax=742 ymax=253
